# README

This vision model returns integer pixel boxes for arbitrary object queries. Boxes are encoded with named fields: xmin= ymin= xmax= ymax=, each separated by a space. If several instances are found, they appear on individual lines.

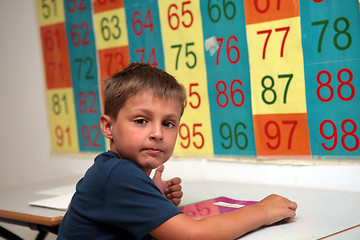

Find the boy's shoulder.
xmin=92 ymin=151 xmax=148 ymax=180
xmin=95 ymin=151 xmax=137 ymax=168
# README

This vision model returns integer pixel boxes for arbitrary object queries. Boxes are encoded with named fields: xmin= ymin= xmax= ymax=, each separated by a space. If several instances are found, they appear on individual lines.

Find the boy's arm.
xmin=150 ymin=194 xmax=297 ymax=240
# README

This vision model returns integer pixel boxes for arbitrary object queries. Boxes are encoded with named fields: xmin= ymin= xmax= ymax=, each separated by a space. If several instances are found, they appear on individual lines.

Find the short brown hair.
xmin=103 ymin=63 xmax=186 ymax=120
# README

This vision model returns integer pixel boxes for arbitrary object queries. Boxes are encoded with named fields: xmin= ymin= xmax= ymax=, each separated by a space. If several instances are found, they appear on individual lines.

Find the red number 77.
xmin=257 ymin=26 xmax=290 ymax=59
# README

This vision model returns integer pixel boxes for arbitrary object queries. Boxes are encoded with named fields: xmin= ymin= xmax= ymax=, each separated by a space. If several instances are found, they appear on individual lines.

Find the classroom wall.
xmin=1 ymin=0 xmax=360 ymax=195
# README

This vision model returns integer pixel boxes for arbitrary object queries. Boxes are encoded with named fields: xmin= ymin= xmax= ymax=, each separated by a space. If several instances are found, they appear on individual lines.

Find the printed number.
xmin=100 ymin=16 xmax=121 ymax=41
xmin=52 ymin=93 xmax=68 ymax=115
xmin=216 ymin=79 xmax=244 ymax=108
xmin=261 ymin=74 xmax=293 ymax=104
xmin=74 ymin=57 xmax=94 ymax=80
xmin=265 ymin=120 xmax=297 ymax=150
xmin=78 ymin=91 xmax=98 ymax=114
xmin=168 ymin=1 xmax=194 ymax=30
xmin=44 ymin=28 xmax=60 ymax=51
xmin=132 ymin=9 xmax=154 ymax=36
xmin=71 ymin=23 xmax=90 ymax=47
xmin=67 ymin=0 xmax=86 ymax=13
xmin=320 ymin=119 xmax=359 ymax=152
xmin=48 ymin=61 xmax=65 ymax=82
xmin=254 ymin=0 xmax=281 ymax=13
xmin=179 ymin=123 xmax=205 ymax=149
xmin=182 ymin=83 xmax=201 ymax=109
xmin=171 ymin=43 xmax=197 ymax=70
xmin=82 ymin=125 xmax=101 ymax=148
xmin=55 ymin=126 xmax=71 ymax=147
xmin=216 ymin=36 xmax=240 ymax=65
xmin=316 ymin=68 xmax=355 ymax=102
xmin=183 ymin=205 xmax=211 ymax=218
xmin=257 ymin=27 xmax=290 ymax=59
xmin=312 ymin=17 xmax=352 ymax=52
xmin=104 ymin=52 xmax=126 ymax=76
xmin=135 ymin=48 xmax=159 ymax=68
xmin=207 ymin=0 xmax=236 ymax=23
xmin=220 ymin=122 xmax=248 ymax=150
xmin=42 ymin=0 xmax=57 ymax=19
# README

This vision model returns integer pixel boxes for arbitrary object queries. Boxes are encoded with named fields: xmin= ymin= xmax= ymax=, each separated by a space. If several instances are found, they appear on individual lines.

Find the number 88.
xmin=316 ymin=68 xmax=355 ymax=102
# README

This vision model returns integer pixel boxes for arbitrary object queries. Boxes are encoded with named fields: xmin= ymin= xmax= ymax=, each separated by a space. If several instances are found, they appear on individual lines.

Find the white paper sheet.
xmin=29 ymin=193 xmax=73 ymax=211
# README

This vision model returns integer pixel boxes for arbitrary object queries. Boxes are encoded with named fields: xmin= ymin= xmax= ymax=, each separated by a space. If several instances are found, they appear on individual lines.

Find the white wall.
xmin=1 ymin=0 xmax=360 ymax=194
xmin=0 ymin=0 xmax=63 ymax=189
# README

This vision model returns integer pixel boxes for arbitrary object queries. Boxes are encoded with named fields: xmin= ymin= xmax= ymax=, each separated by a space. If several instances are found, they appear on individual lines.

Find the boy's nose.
xmin=150 ymin=124 xmax=163 ymax=140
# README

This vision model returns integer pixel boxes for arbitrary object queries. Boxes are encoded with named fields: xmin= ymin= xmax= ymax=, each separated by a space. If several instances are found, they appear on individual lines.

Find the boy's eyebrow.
xmin=130 ymin=108 xmax=181 ymax=119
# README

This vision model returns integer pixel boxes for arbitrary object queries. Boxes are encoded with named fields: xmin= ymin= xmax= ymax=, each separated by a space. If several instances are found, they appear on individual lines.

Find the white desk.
xmin=320 ymin=225 xmax=360 ymax=240
xmin=0 ymin=176 xmax=79 ymax=239
xmin=180 ymin=181 xmax=360 ymax=240
xmin=1 ymin=177 xmax=359 ymax=240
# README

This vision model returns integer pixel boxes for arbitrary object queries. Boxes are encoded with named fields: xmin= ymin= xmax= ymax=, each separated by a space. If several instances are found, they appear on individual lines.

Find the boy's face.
xmin=106 ymin=91 xmax=182 ymax=175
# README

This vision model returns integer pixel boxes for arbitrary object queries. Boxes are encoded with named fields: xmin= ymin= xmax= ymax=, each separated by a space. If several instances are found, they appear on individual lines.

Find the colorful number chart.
xmin=37 ymin=0 xmax=360 ymax=160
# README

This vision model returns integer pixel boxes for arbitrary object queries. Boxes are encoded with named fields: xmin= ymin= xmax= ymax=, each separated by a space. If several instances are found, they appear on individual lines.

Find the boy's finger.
xmin=153 ymin=165 xmax=165 ymax=181
xmin=166 ymin=177 xmax=181 ymax=186
xmin=170 ymin=198 xmax=181 ymax=206
xmin=166 ymin=184 xmax=182 ymax=193
xmin=289 ymin=201 xmax=297 ymax=211
xmin=167 ymin=190 xmax=183 ymax=199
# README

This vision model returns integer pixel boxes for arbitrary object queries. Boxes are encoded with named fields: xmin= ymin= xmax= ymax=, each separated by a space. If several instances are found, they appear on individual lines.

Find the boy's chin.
xmin=140 ymin=159 xmax=167 ymax=172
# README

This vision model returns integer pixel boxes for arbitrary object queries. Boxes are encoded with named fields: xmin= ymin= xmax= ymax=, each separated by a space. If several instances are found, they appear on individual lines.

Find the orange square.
xmin=97 ymin=46 xmax=130 ymax=111
xmin=93 ymin=0 xmax=123 ymax=14
xmin=244 ymin=0 xmax=300 ymax=25
xmin=98 ymin=46 xmax=130 ymax=80
xmin=40 ymin=23 xmax=72 ymax=89
xmin=253 ymin=113 xmax=311 ymax=157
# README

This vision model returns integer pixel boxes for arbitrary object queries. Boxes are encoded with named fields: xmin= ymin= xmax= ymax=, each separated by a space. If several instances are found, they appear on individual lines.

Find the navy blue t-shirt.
xmin=57 ymin=151 xmax=182 ymax=240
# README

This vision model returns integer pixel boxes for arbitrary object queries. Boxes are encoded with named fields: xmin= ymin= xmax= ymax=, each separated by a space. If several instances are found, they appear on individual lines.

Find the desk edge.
xmin=0 ymin=210 xmax=62 ymax=226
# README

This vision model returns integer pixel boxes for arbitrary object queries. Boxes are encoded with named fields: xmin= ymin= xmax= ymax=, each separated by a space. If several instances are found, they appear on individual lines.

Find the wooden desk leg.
xmin=0 ymin=225 xmax=23 ymax=240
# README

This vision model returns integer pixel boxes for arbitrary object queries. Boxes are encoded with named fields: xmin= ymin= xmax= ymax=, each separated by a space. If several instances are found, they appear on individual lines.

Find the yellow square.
xmin=250 ymin=65 xmax=307 ymax=115
xmin=246 ymin=17 xmax=304 ymax=68
xmin=37 ymin=0 xmax=65 ymax=27
xmin=93 ymin=8 xmax=129 ymax=50
xmin=47 ymin=88 xmax=79 ymax=152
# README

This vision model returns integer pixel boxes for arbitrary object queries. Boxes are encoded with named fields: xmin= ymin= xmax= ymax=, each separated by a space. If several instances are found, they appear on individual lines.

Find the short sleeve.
xmin=102 ymin=161 xmax=182 ymax=239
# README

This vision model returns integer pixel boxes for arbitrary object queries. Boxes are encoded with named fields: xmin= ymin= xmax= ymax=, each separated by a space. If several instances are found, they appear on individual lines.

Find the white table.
xmin=321 ymin=225 xmax=360 ymax=240
xmin=0 ymin=176 xmax=79 ymax=240
xmin=1 ymin=177 xmax=359 ymax=240
xmin=180 ymin=181 xmax=360 ymax=240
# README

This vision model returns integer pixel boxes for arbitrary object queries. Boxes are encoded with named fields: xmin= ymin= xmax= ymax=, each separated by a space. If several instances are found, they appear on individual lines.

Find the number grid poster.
xmin=37 ymin=0 xmax=360 ymax=160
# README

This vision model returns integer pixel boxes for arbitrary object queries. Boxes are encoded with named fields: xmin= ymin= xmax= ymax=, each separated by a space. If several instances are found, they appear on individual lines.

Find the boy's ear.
xmin=100 ymin=114 xmax=113 ymax=140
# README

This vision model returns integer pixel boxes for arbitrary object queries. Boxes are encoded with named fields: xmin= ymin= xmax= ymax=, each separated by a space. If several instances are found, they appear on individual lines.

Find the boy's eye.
xmin=163 ymin=121 xmax=175 ymax=128
xmin=134 ymin=119 xmax=147 ymax=125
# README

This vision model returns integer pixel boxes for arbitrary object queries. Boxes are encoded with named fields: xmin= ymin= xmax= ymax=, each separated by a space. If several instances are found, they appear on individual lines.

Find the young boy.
xmin=57 ymin=63 xmax=297 ymax=240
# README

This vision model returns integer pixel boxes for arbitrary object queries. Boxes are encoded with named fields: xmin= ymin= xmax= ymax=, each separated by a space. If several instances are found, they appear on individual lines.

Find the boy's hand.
xmin=255 ymin=194 xmax=297 ymax=225
xmin=153 ymin=165 xmax=183 ymax=206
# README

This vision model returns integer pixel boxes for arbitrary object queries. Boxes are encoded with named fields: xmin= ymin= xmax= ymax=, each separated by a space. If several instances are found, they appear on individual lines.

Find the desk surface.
xmin=180 ymin=181 xmax=360 ymax=240
xmin=1 ymin=177 xmax=359 ymax=239
xmin=0 ymin=176 xmax=79 ymax=227
xmin=323 ymin=225 xmax=360 ymax=239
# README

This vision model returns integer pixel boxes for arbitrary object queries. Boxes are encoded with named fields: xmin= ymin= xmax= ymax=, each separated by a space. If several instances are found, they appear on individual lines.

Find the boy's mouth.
xmin=143 ymin=148 xmax=163 ymax=154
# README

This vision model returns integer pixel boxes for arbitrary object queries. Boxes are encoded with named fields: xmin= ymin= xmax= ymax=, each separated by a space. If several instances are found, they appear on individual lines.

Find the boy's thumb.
xmin=153 ymin=164 xmax=165 ymax=181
